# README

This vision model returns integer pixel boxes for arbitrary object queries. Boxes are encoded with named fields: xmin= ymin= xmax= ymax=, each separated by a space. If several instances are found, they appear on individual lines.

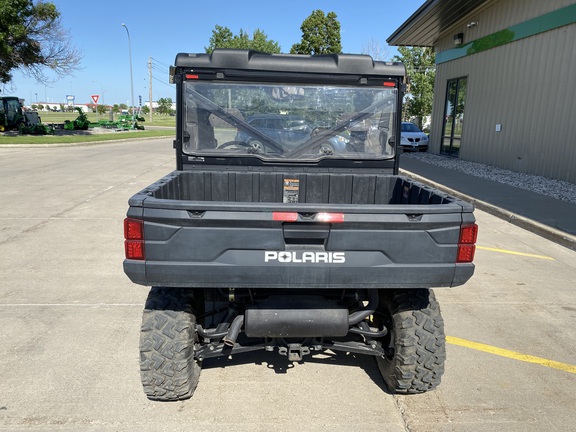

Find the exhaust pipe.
xmin=349 ymin=321 xmax=388 ymax=338
xmin=348 ymin=289 xmax=378 ymax=325
xmin=196 ymin=305 xmax=240 ymax=340
xmin=223 ymin=315 xmax=244 ymax=347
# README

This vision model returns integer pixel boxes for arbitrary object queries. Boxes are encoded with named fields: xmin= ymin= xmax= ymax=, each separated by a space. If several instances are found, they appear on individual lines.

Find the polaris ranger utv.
xmin=123 ymin=49 xmax=477 ymax=401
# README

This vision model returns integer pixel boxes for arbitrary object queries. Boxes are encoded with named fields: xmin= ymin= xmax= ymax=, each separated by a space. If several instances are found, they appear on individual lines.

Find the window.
xmin=182 ymin=81 xmax=398 ymax=161
xmin=442 ymin=78 xmax=467 ymax=157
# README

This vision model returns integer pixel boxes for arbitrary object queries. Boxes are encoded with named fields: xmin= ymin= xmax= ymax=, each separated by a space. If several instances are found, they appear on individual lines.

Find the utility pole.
xmin=148 ymin=57 xmax=153 ymax=123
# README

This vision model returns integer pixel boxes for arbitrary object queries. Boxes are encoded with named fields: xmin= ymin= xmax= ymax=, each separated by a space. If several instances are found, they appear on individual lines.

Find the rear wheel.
xmin=139 ymin=287 xmax=203 ymax=401
xmin=375 ymin=288 xmax=446 ymax=393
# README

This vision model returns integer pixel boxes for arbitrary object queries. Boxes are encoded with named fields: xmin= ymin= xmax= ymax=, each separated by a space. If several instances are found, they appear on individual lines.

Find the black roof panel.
xmin=174 ymin=49 xmax=405 ymax=78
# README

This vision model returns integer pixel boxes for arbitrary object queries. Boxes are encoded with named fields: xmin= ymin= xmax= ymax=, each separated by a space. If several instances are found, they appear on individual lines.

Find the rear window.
xmin=182 ymin=81 xmax=398 ymax=161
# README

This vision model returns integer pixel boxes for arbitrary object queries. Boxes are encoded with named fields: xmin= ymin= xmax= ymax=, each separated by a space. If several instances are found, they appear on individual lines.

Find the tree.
xmin=156 ymin=98 xmax=173 ymax=115
xmin=361 ymin=38 xmax=389 ymax=61
xmin=96 ymin=104 xmax=108 ymax=115
xmin=0 ymin=0 xmax=82 ymax=84
xmin=392 ymin=47 xmax=436 ymax=126
xmin=290 ymin=10 xmax=342 ymax=55
xmin=205 ymin=25 xmax=281 ymax=53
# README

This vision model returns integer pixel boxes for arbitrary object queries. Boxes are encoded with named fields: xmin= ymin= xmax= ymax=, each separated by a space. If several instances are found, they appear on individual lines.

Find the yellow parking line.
xmin=447 ymin=336 xmax=576 ymax=374
xmin=476 ymin=246 xmax=555 ymax=260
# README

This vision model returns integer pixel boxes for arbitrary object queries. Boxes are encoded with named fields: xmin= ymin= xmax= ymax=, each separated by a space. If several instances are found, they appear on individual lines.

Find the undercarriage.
xmin=196 ymin=288 xmax=389 ymax=362
xmin=139 ymin=287 xmax=446 ymax=401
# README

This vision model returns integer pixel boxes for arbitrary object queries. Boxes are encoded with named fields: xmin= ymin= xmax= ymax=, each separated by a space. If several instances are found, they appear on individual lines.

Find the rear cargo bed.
xmin=148 ymin=170 xmax=456 ymax=205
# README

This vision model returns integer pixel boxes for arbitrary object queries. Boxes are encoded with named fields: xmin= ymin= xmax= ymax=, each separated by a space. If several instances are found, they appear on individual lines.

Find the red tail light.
xmin=457 ymin=223 xmax=478 ymax=263
xmin=273 ymin=212 xmax=299 ymax=222
xmin=457 ymin=245 xmax=476 ymax=263
xmin=272 ymin=212 xmax=344 ymax=223
xmin=459 ymin=224 xmax=478 ymax=244
xmin=124 ymin=218 xmax=143 ymax=240
xmin=124 ymin=218 xmax=145 ymax=260
xmin=125 ymin=240 xmax=145 ymax=260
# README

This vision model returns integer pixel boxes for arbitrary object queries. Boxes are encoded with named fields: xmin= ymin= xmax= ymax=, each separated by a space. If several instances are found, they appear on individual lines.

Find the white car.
xmin=400 ymin=122 xmax=429 ymax=152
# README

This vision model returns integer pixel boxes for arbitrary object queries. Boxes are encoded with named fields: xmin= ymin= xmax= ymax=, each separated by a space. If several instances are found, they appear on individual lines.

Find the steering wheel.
xmin=316 ymin=143 xmax=335 ymax=155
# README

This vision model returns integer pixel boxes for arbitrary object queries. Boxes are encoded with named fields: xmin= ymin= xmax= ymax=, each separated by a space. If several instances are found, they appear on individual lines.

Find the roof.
xmin=387 ymin=0 xmax=494 ymax=46
xmin=175 ymin=49 xmax=406 ymax=77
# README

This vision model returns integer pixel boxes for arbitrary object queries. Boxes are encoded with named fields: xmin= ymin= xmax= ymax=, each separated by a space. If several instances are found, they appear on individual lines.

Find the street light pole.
xmin=121 ymin=23 xmax=135 ymax=116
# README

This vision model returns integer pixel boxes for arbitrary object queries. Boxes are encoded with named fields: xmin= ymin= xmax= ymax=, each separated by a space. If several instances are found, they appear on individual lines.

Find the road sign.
xmin=91 ymin=95 xmax=100 ymax=104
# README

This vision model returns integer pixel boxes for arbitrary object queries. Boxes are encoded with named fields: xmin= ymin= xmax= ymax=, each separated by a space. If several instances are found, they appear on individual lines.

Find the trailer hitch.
xmin=279 ymin=343 xmax=311 ymax=362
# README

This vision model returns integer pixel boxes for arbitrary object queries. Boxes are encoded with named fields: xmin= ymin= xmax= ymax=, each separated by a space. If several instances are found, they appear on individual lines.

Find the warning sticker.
xmin=403 ymin=185 xmax=411 ymax=200
xmin=283 ymin=178 xmax=300 ymax=203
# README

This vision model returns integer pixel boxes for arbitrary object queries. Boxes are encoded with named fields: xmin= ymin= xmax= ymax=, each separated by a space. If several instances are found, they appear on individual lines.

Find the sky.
xmin=2 ymin=0 xmax=424 ymax=107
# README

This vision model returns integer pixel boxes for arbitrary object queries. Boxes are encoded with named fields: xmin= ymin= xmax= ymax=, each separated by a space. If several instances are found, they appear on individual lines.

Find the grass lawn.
xmin=145 ymin=115 xmax=176 ymax=127
xmin=36 ymin=111 xmax=176 ymax=127
xmin=0 ymin=129 xmax=174 ymax=145
xmin=0 ymin=110 xmax=176 ymax=144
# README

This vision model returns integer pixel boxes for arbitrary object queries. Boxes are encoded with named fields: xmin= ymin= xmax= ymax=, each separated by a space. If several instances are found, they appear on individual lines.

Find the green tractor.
xmin=0 ymin=97 xmax=54 ymax=135
xmin=0 ymin=97 xmax=26 ymax=132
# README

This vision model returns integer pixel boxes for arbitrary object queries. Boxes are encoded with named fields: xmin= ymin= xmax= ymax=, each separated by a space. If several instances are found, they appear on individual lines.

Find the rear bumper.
xmin=124 ymin=259 xmax=474 ymax=289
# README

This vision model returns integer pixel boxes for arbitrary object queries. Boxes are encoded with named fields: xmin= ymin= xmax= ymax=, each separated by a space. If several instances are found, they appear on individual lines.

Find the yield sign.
xmin=91 ymin=94 xmax=100 ymax=104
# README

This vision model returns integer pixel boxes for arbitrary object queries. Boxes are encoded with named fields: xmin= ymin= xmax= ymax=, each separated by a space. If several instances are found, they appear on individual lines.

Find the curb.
xmin=400 ymin=168 xmax=576 ymax=252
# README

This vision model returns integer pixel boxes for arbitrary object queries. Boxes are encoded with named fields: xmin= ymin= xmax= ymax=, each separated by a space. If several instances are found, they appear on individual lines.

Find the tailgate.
xmin=124 ymin=201 xmax=476 ymax=289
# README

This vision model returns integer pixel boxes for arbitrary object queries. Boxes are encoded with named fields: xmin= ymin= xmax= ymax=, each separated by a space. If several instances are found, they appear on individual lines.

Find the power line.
xmin=150 ymin=62 xmax=169 ymax=71
xmin=150 ymin=57 xmax=171 ymax=68
xmin=151 ymin=65 xmax=169 ymax=76
xmin=150 ymin=63 xmax=171 ymax=75
xmin=152 ymin=75 xmax=174 ymax=88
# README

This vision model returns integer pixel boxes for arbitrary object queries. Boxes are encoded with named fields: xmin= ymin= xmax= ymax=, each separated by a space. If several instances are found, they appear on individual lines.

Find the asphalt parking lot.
xmin=0 ymin=138 xmax=574 ymax=431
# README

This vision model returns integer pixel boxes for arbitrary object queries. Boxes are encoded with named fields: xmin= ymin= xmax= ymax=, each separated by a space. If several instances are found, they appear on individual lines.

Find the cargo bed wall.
xmin=149 ymin=170 xmax=455 ymax=206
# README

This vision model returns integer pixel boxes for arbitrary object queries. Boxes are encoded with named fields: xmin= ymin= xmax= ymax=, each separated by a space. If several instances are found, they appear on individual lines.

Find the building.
xmin=388 ymin=0 xmax=576 ymax=183
xmin=24 ymin=103 xmax=92 ymax=113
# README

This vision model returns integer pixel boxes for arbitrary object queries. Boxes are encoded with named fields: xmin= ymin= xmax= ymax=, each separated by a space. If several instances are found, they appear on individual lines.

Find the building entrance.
xmin=442 ymin=77 xmax=467 ymax=156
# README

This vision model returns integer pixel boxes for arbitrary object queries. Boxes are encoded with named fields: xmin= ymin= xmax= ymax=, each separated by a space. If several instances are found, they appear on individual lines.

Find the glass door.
xmin=442 ymin=77 xmax=467 ymax=156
